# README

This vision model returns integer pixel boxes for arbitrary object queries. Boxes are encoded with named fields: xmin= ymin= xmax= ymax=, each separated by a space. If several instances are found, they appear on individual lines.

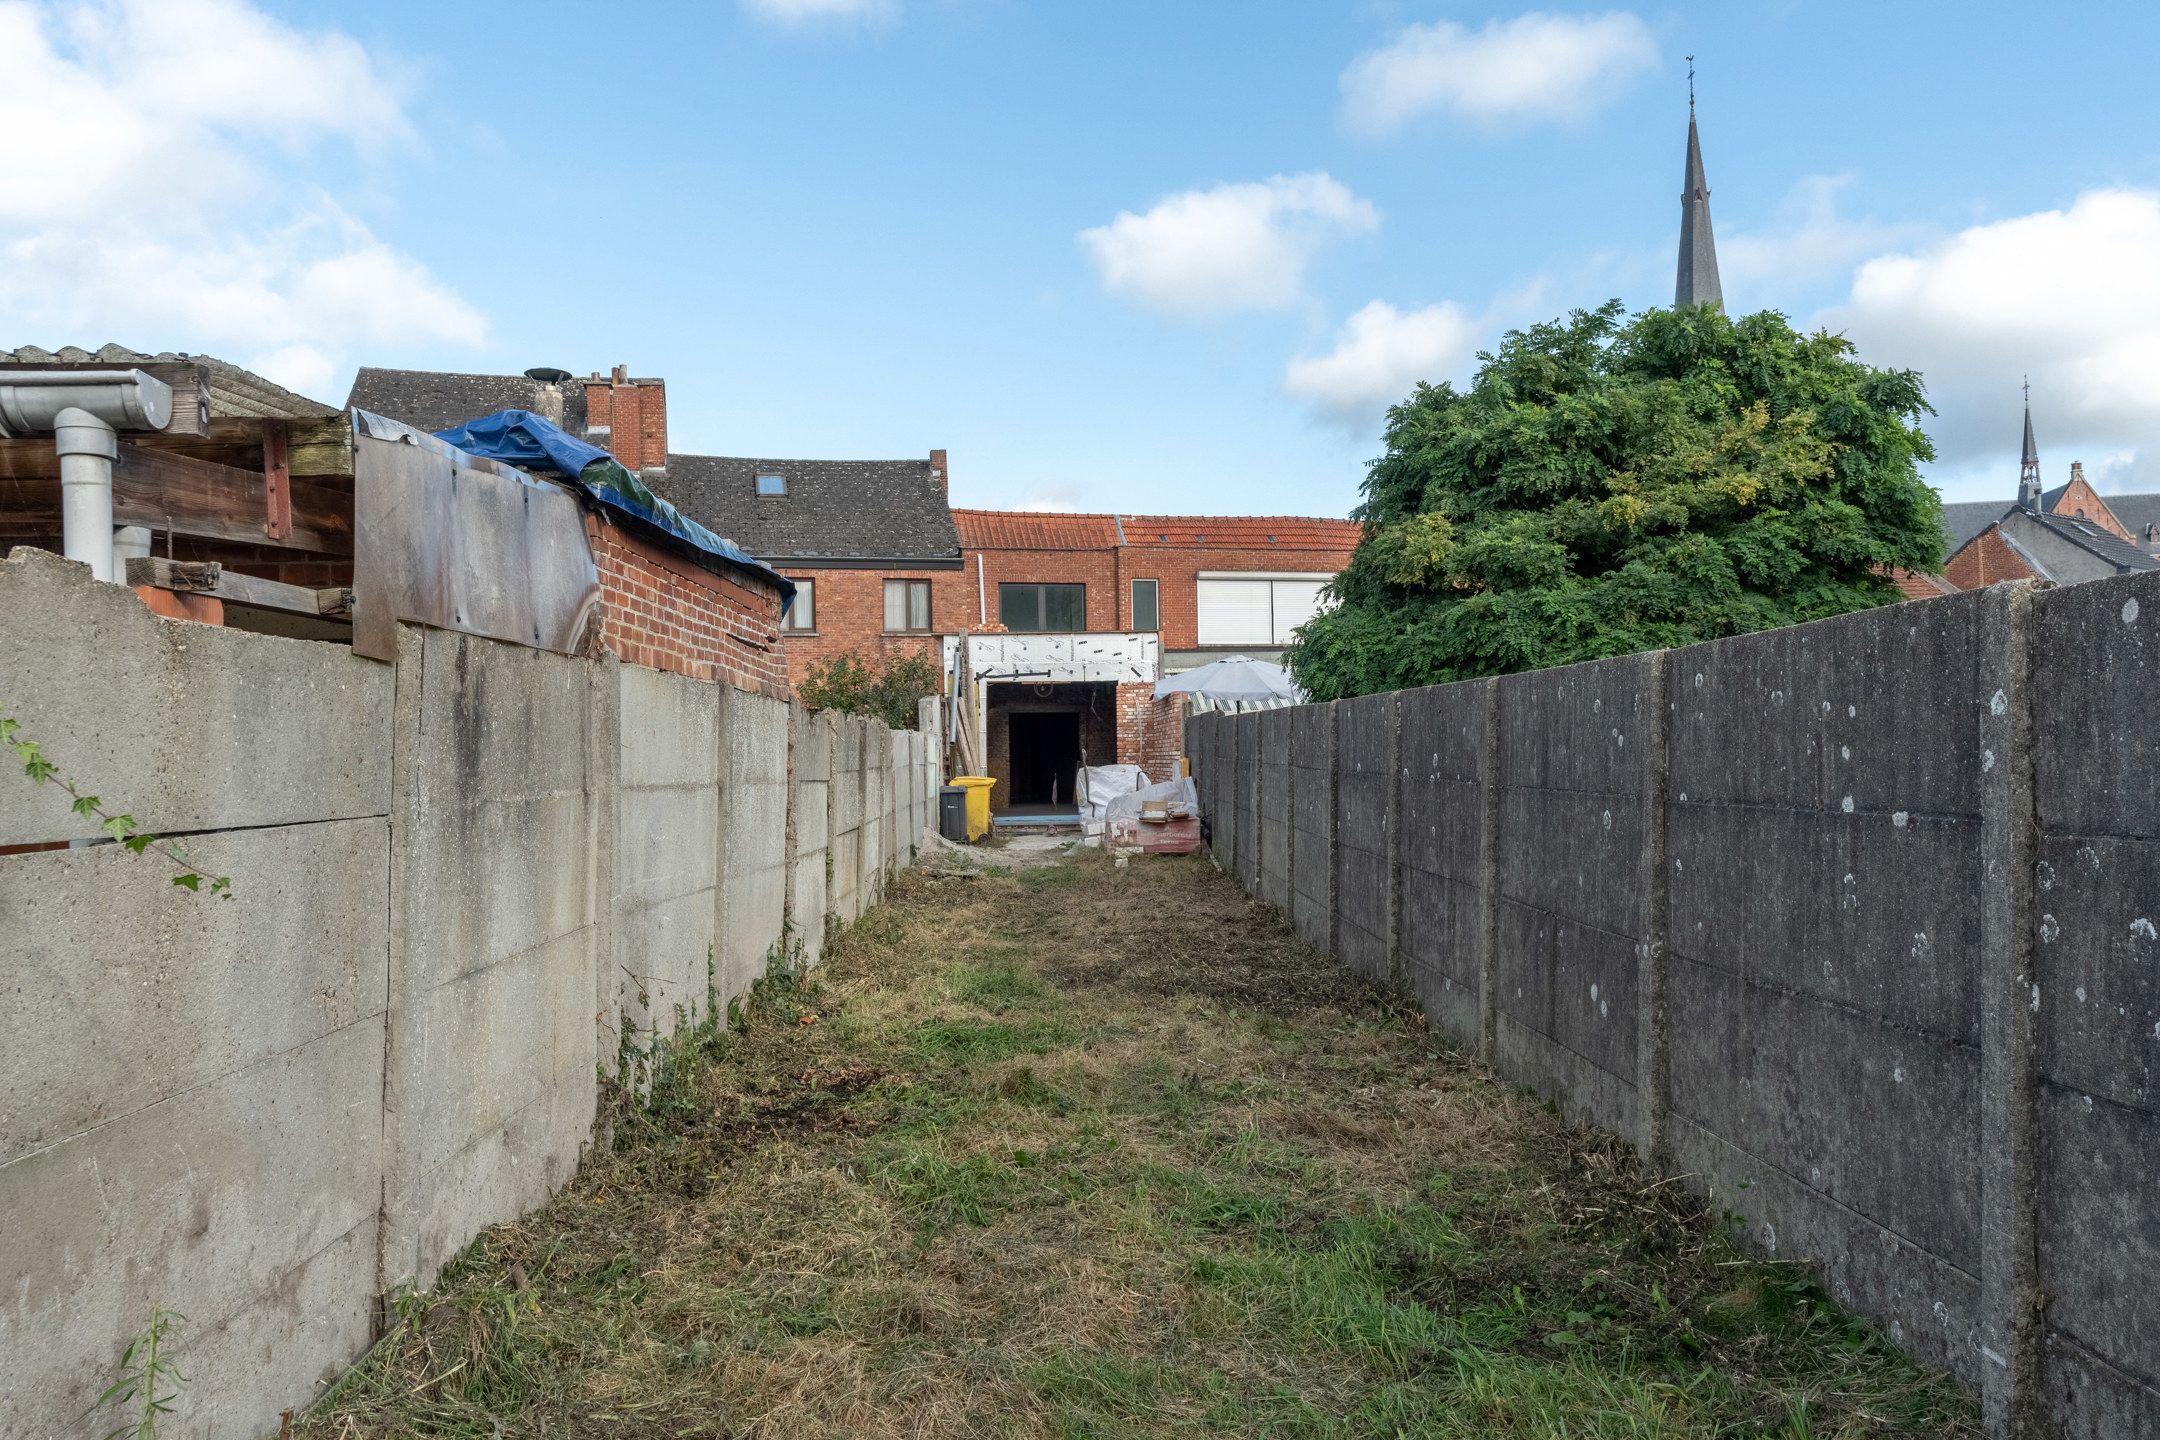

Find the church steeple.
xmin=1675 ymin=59 xmax=1723 ymax=311
xmin=2018 ymin=379 xmax=2042 ymax=510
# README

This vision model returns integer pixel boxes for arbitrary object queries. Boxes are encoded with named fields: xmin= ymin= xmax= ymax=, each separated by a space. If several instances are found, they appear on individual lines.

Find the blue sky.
xmin=7 ymin=1 xmax=2160 ymax=517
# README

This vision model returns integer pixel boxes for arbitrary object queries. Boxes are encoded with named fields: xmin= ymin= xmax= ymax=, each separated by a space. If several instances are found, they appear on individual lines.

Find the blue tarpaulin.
xmin=433 ymin=409 xmax=792 ymax=603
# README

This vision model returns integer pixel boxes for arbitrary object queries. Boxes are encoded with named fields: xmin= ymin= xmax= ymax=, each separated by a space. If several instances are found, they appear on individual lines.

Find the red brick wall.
xmin=777 ymin=566 xmax=969 ymax=686
xmin=1115 ymin=543 xmax=1359 ymax=649
xmin=1942 ymin=525 xmax=2040 ymax=591
xmin=965 ymin=547 xmax=1122 ymax=631
xmin=583 ymin=375 xmax=668 ymax=472
xmin=2052 ymin=465 xmax=2128 ymax=539
xmin=585 ymin=514 xmax=789 ymax=697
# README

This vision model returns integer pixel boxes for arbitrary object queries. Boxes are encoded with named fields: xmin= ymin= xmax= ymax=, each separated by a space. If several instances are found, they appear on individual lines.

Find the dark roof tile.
xmin=664 ymin=455 xmax=959 ymax=564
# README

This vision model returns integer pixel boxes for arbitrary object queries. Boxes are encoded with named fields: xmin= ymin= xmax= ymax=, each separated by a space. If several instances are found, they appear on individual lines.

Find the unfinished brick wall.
xmin=586 ymin=514 xmax=790 ymax=697
xmin=1117 ymin=542 xmax=1360 ymax=649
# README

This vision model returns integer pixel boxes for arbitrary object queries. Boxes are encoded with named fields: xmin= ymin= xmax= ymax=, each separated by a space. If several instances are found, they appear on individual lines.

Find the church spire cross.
xmin=1674 ymin=61 xmax=1723 ymax=310
xmin=2019 ymin=379 xmax=2043 ymax=510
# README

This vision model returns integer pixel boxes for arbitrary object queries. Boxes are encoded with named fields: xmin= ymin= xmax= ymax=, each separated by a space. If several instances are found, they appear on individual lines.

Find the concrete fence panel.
xmin=1492 ymin=653 xmax=1652 ymax=1140
xmin=381 ymin=628 xmax=603 ymax=1294
xmin=0 ymin=547 xmax=391 ymax=847
xmin=1290 ymin=703 xmax=1336 ymax=953
xmin=613 ymin=663 xmax=722 ymax=1042
xmin=787 ymin=704 xmax=834 ymax=968
xmin=719 ymin=687 xmax=791 ymax=1000
xmin=1234 ymin=710 xmax=1262 ymax=891
xmin=0 ymin=824 xmax=389 ymax=1439
xmin=1665 ymin=592 xmax=1993 ymax=1387
xmin=1334 ymin=694 xmax=1395 ymax=985
xmin=1257 ymin=707 xmax=1294 ymax=912
xmin=2031 ymin=570 xmax=2160 ymax=1436
xmin=829 ymin=716 xmax=866 ymax=925
xmin=1398 ymin=678 xmax=1491 ymax=1052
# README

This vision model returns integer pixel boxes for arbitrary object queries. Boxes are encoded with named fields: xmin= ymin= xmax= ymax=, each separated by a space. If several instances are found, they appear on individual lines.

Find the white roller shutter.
xmin=1269 ymin=579 xmax=1329 ymax=641
xmin=1197 ymin=578 xmax=1272 ymax=645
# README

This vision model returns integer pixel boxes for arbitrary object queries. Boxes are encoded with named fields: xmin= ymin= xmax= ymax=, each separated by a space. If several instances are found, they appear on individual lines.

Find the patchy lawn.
xmin=303 ymin=852 xmax=1977 ymax=1439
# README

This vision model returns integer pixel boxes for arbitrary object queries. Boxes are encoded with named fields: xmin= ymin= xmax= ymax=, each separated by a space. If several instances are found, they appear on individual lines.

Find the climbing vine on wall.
xmin=2 ymin=706 xmax=232 ymax=898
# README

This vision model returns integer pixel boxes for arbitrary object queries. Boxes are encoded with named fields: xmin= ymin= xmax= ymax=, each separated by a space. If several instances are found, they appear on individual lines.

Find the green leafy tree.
xmin=798 ymin=648 xmax=940 ymax=731
xmin=1286 ymin=302 xmax=1947 ymax=700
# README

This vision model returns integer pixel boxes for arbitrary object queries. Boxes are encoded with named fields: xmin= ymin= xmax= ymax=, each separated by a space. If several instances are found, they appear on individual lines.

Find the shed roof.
xmin=3 ymin=344 xmax=339 ymax=420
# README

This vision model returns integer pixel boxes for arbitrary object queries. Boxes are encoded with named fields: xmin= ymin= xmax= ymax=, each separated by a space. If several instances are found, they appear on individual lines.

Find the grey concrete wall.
xmin=1187 ymin=573 xmax=2160 ymax=1439
xmin=1399 ymin=679 xmax=1490 ymax=1052
xmin=0 ymin=548 xmax=391 ymax=1440
xmin=829 ymin=715 xmax=865 ymax=927
xmin=0 ymin=551 xmax=928 ymax=1434
xmin=1493 ymin=653 xmax=1651 ymax=1140
xmin=788 ymin=704 xmax=834 ymax=967
xmin=614 ymin=663 xmax=722 ymax=1044
xmin=382 ymin=627 xmax=605 ymax=1293
xmin=1334 ymin=695 xmax=1394 ymax=986
xmin=719 ymin=687 xmax=790 ymax=1001
xmin=1256 ymin=707 xmax=1293 ymax=912
xmin=1666 ymin=594 xmax=1989 ymax=1387
xmin=2031 ymin=571 xmax=2160 ymax=1436
xmin=1290 ymin=704 xmax=1335 ymax=953
xmin=1234 ymin=710 xmax=1262 ymax=891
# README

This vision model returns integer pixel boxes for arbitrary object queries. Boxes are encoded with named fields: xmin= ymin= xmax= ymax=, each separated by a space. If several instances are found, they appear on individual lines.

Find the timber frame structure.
xmin=0 ymin=346 xmax=356 ymax=628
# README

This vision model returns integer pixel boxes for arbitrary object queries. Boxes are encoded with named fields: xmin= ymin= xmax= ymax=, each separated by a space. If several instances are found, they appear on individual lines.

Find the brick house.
xmin=346 ymin=365 xmax=791 ymax=695
xmin=661 ymin=452 xmax=963 ymax=687
xmin=950 ymin=509 xmax=1362 ymax=815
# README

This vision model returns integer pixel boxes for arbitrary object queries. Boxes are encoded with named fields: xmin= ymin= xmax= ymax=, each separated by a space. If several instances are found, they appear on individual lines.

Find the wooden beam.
xmin=262 ymin=421 xmax=292 ymax=541
xmin=287 ymin=415 xmax=353 ymax=478
xmin=126 ymin=557 xmax=354 ymax=618
xmin=0 ymin=440 xmax=354 ymax=554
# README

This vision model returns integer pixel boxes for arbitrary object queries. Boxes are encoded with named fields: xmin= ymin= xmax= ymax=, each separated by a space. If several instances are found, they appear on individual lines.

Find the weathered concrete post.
xmin=1636 ymin=650 xmax=1672 ymax=1167
xmin=1977 ymin=581 xmax=2042 ymax=1439
xmin=1326 ymin=699 xmax=1342 ymax=959
xmin=1478 ymin=678 xmax=1502 ymax=1067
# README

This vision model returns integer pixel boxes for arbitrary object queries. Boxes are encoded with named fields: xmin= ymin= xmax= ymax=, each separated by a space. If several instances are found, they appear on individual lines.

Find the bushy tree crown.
xmin=1287 ymin=302 xmax=1946 ymax=700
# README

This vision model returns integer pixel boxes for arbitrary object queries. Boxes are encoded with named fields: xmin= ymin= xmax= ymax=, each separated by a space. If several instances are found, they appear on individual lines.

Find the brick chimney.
xmin=583 ymin=364 xmax=668 ymax=474
xmin=929 ymin=448 xmax=948 ymax=494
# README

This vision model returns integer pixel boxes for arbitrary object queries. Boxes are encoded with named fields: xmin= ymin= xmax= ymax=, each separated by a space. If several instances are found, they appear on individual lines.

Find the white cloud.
xmin=740 ymin=0 xmax=892 ymax=24
xmin=0 ymin=0 xmax=483 ymax=400
xmin=1079 ymin=174 xmax=1380 ymax=320
xmin=1340 ymin=11 xmax=1658 ymax=136
xmin=1720 ymin=175 xmax=1930 ymax=293
xmin=1284 ymin=300 xmax=1484 ymax=428
xmin=1823 ymin=188 xmax=2160 ymax=492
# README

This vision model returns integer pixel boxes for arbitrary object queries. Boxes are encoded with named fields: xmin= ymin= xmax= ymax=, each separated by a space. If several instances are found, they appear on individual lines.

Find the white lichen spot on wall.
xmin=2132 ymin=918 xmax=2158 ymax=941
xmin=1693 ymin=671 xmax=1704 ymax=688
xmin=2124 ymin=597 xmax=2141 ymax=624
xmin=1983 ymin=749 xmax=1996 ymax=772
xmin=1841 ymin=795 xmax=1855 ymax=813
xmin=1892 ymin=811 xmax=1909 ymax=828
xmin=2076 ymin=987 xmax=2088 ymax=1003
xmin=1911 ymin=932 xmax=1932 ymax=960
xmin=1841 ymin=745 xmax=1851 ymax=760
xmin=2040 ymin=914 xmax=2060 ymax=944
xmin=1848 ymin=704 xmax=1857 ymax=718
xmin=1602 ymin=808 xmax=1612 ymax=830
xmin=1893 ymin=1065 xmax=1905 ymax=1083
xmin=1990 ymin=688 xmax=2009 ymax=716
xmin=2037 ymin=859 xmax=2056 ymax=890
xmin=2030 ymin=984 xmax=2042 ymax=1012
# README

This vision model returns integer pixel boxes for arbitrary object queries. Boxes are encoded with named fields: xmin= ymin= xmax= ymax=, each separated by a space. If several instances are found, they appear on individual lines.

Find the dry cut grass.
xmin=301 ymin=851 xmax=1979 ymax=1439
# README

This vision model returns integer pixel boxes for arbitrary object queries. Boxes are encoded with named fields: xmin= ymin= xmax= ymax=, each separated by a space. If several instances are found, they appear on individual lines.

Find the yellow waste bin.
xmin=951 ymin=776 xmax=996 ymax=842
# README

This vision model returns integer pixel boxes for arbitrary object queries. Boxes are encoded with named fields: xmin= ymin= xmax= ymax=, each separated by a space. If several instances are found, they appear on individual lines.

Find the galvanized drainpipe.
xmin=0 ymin=370 xmax=174 ymax=582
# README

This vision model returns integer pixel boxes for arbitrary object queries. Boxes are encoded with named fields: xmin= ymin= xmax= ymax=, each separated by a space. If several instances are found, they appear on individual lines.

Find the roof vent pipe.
xmin=0 ymin=370 xmax=173 ymax=581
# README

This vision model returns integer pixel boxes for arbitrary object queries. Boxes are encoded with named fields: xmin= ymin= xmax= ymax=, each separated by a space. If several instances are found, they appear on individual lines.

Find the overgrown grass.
xmin=301 ymin=853 xmax=1977 ymax=1439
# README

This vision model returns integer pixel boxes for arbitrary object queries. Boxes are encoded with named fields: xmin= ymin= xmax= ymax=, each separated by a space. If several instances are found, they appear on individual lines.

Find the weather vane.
xmin=1686 ymin=55 xmax=1696 ymax=114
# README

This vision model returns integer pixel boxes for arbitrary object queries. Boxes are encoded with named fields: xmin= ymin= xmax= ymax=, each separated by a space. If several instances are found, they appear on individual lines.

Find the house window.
xmin=1194 ymin=573 xmax=1331 ymax=646
xmin=884 ymin=578 xmax=932 ymax=632
xmin=1131 ymin=578 xmax=1159 ymax=632
xmin=998 ymin=582 xmax=1086 ymax=632
xmin=756 ymin=473 xmax=786 ymax=496
xmin=781 ymin=578 xmax=814 ymax=632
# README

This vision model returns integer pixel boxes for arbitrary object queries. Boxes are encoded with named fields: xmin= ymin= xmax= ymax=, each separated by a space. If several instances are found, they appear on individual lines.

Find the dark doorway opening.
xmin=1008 ymin=710 xmax=1081 ymax=805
